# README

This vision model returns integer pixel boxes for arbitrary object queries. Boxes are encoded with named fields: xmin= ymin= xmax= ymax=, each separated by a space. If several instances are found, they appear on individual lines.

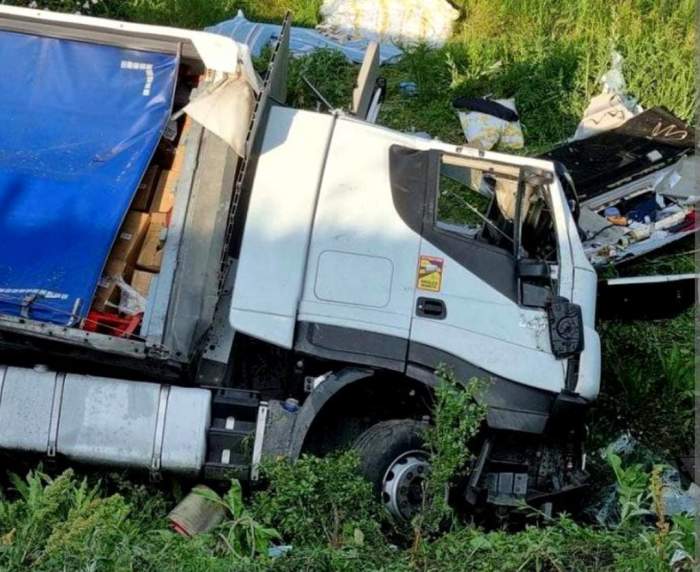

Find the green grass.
xmin=0 ymin=0 xmax=696 ymax=569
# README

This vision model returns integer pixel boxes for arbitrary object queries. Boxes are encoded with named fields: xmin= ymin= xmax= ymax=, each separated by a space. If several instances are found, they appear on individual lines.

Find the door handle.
xmin=416 ymin=297 xmax=446 ymax=319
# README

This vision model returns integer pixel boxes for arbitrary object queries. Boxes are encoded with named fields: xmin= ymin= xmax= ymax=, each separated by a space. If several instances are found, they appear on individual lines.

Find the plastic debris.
xmin=116 ymin=276 xmax=148 ymax=316
xmin=604 ymin=433 xmax=638 ymax=456
xmin=317 ymin=0 xmax=459 ymax=48
xmin=590 ymin=437 xmax=698 ymax=526
xmin=168 ymin=485 xmax=226 ymax=537
xmin=660 ymin=468 xmax=698 ymax=517
xmin=670 ymin=549 xmax=692 ymax=568
xmin=208 ymin=10 xmax=403 ymax=65
xmin=268 ymin=545 xmax=293 ymax=558
xmin=399 ymin=81 xmax=418 ymax=96
xmin=572 ymin=50 xmax=643 ymax=141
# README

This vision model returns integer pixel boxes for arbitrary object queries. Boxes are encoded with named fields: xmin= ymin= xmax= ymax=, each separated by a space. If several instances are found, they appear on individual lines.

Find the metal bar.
xmin=47 ymin=372 xmax=66 ymax=457
xmin=250 ymin=401 xmax=269 ymax=481
xmin=0 ymin=15 xmax=203 ymax=67
xmin=150 ymin=384 xmax=171 ymax=472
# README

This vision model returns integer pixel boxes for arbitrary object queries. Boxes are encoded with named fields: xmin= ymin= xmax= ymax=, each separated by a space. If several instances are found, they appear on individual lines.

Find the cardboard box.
xmin=92 ymin=259 xmax=132 ymax=312
xmin=150 ymin=119 xmax=191 ymax=213
xmin=130 ymin=269 xmax=156 ymax=299
xmin=136 ymin=213 xmax=168 ymax=272
xmin=150 ymin=170 xmax=175 ymax=214
xmin=131 ymin=165 xmax=161 ymax=211
xmin=110 ymin=212 xmax=150 ymax=265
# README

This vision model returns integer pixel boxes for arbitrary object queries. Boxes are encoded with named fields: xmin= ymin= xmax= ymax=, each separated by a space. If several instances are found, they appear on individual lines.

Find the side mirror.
xmin=547 ymin=297 xmax=584 ymax=358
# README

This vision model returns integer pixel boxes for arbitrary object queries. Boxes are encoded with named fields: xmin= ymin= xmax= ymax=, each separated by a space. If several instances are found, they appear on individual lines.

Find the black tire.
xmin=353 ymin=419 xmax=427 ymax=494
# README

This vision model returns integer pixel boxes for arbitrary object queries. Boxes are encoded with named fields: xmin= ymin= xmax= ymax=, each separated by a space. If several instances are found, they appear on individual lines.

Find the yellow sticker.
xmin=417 ymin=256 xmax=444 ymax=292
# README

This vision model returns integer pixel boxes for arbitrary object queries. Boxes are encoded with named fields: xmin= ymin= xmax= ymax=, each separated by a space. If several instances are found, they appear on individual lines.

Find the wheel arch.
xmin=288 ymin=367 xmax=433 ymax=459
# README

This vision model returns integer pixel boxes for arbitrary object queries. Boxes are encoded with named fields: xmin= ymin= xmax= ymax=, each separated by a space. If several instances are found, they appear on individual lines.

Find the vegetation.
xmin=0 ymin=0 xmax=695 ymax=569
xmin=0 ymin=379 xmax=694 ymax=571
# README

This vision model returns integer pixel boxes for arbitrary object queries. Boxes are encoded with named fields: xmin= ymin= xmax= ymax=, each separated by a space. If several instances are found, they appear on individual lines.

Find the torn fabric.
xmin=183 ymin=77 xmax=255 ymax=157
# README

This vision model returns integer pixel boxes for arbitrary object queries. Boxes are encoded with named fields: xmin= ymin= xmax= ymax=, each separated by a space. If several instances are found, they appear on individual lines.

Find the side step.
xmin=203 ymin=387 xmax=264 ymax=481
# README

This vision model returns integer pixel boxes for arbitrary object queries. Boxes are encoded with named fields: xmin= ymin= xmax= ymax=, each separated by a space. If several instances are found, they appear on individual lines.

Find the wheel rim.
xmin=382 ymin=450 xmax=430 ymax=520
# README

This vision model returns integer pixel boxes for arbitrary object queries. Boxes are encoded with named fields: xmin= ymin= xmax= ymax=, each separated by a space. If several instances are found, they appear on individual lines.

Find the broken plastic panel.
xmin=542 ymin=108 xmax=696 ymax=267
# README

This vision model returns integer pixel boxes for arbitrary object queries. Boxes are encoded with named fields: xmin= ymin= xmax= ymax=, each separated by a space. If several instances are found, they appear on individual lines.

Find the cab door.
xmin=407 ymin=150 xmax=567 ymax=395
xmin=296 ymin=121 xmax=426 ymax=371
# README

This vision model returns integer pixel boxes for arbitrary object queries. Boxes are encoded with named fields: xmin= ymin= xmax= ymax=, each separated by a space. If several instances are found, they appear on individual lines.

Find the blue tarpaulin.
xmin=207 ymin=10 xmax=403 ymax=64
xmin=0 ymin=31 xmax=178 ymax=325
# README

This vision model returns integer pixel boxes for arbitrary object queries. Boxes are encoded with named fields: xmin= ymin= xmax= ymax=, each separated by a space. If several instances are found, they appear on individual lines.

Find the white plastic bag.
xmin=318 ymin=0 xmax=459 ymax=48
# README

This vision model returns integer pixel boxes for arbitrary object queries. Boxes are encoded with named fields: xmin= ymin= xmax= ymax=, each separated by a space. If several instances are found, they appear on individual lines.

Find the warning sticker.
xmin=417 ymin=256 xmax=444 ymax=292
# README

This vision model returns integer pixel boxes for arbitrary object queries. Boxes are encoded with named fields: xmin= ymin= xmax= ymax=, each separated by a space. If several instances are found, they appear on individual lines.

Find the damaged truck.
xmin=0 ymin=7 xmax=694 ymax=520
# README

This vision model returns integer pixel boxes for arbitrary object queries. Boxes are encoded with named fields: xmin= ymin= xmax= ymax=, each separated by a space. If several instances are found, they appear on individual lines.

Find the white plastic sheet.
xmin=183 ymin=76 xmax=255 ymax=158
xmin=318 ymin=0 xmax=459 ymax=48
xmin=572 ymin=50 xmax=643 ymax=141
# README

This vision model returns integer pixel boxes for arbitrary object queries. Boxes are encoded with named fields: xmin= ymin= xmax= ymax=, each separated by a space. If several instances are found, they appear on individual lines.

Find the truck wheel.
xmin=353 ymin=419 xmax=430 ymax=520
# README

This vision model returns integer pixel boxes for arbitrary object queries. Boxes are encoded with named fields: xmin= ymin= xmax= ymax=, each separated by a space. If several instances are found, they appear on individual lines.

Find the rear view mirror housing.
xmin=547 ymin=297 xmax=584 ymax=358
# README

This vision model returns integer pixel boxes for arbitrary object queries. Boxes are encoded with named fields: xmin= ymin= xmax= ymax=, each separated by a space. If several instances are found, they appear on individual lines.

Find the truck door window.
xmin=436 ymin=155 xmax=519 ymax=252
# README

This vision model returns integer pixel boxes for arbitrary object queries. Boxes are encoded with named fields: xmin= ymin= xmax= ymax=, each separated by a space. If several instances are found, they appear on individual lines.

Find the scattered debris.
xmin=317 ymin=0 xmax=459 ymax=48
xmin=268 ymin=545 xmax=293 ymax=558
xmin=660 ymin=467 xmax=698 ymax=517
xmin=453 ymin=97 xmax=524 ymax=151
xmin=168 ymin=485 xmax=226 ymax=537
xmin=542 ymin=107 xmax=696 ymax=266
xmin=399 ymin=81 xmax=418 ymax=97
xmin=604 ymin=433 xmax=638 ymax=457
xmin=208 ymin=10 xmax=403 ymax=64
xmin=572 ymin=50 xmax=643 ymax=141
xmin=590 ymin=436 xmax=698 ymax=526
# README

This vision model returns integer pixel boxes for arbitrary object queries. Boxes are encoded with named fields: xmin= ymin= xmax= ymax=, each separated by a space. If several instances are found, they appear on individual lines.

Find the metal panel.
xmin=0 ymin=8 xmax=202 ymax=68
xmin=0 ymin=365 xmax=211 ymax=474
xmin=161 ymin=130 xmax=239 ymax=360
xmin=230 ymin=106 xmax=335 ymax=349
xmin=0 ymin=366 xmax=54 ymax=451
xmin=59 ymin=374 xmax=160 ymax=468
xmin=161 ymin=384 xmax=211 ymax=472
xmin=351 ymin=42 xmax=379 ymax=119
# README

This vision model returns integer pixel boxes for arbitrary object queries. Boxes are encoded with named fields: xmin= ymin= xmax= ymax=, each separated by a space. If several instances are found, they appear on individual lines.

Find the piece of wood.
xmin=110 ymin=211 xmax=150 ymax=265
xmin=150 ymin=118 xmax=192 ymax=213
xmin=136 ymin=213 xmax=168 ymax=272
xmin=149 ymin=169 xmax=175 ymax=214
xmin=131 ymin=165 xmax=161 ymax=211
xmin=130 ymin=269 xmax=156 ymax=299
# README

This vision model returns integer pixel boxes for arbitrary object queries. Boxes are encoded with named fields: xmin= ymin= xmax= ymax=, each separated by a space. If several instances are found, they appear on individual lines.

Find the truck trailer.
xmin=0 ymin=7 xmax=601 ymax=520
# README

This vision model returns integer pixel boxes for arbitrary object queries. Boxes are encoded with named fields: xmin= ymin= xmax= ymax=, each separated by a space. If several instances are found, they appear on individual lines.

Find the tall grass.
xmin=381 ymin=0 xmax=695 ymax=150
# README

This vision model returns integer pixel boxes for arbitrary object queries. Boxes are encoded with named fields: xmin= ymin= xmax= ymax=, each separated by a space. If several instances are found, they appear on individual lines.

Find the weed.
xmin=251 ymin=452 xmax=386 ymax=550
xmin=605 ymin=450 xmax=652 ymax=525
xmin=197 ymin=481 xmax=280 ymax=559
xmin=417 ymin=367 xmax=487 ymax=535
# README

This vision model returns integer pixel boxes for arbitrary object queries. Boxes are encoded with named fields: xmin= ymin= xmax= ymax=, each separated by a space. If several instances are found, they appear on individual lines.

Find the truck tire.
xmin=353 ymin=419 xmax=429 ymax=520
